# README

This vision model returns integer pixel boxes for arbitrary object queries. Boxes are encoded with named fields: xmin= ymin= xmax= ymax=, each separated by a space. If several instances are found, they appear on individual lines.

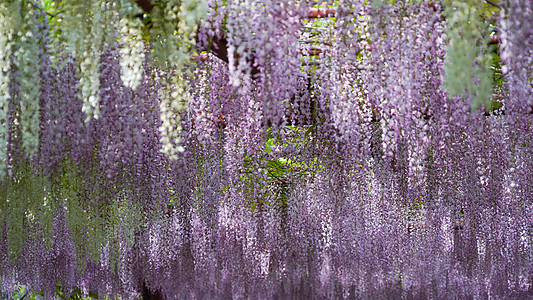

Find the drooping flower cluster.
xmin=61 ymin=1 xmax=107 ymax=120
xmin=498 ymin=0 xmax=533 ymax=115
xmin=0 ymin=1 xmax=533 ymax=299
xmin=150 ymin=0 xmax=207 ymax=157
xmin=119 ymin=15 xmax=146 ymax=91
xmin=14 ymin=2 xmax=42 ymax=159
xmin=0 ymin=2 xmax=18 ymax=178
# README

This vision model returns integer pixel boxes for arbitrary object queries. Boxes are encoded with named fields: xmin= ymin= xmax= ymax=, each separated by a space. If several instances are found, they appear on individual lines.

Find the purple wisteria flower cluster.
xmin=1 ymin=0 xmax=533 ymax=299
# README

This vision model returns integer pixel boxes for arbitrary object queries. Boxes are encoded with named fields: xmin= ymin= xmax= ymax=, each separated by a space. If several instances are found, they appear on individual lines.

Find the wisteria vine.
xmin=1 ymin=0 xmax=533 ymax=299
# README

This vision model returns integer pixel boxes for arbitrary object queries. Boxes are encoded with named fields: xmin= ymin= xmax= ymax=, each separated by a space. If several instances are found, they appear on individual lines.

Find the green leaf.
xmin=491 ymin=101 xmax=502 ymax=111
xmin=265 ymin=138 xmax=274 ymax=154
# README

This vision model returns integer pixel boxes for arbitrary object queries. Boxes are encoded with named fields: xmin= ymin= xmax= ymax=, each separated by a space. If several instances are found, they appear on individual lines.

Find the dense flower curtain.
xmin=0 ymin=0 xmax=532 ymax=298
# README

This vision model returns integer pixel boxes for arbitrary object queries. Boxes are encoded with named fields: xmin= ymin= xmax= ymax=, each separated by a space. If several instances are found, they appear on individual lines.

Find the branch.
xmin=299 ymin=39 xmax=332 ymax=46
xmin=300 ymin=48 xmax=324 ymax=56
xmin=209 ymin=34 xmax=230 ymax=64
xmin=28 ymin=0 xmax=57 ymax=19
xmin=485 ymin=0 xmax=501 ymax=9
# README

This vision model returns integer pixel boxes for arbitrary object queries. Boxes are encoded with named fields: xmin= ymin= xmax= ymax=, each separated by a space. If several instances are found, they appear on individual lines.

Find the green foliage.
xmin=238 ymin=126 xmax=326 ymax=211
xmin=105 ymin=190 xmax=143 ymax=273
xmin=2 ymin=163 xmax=48 ymax=262
xmin=61 ymin=161 xmax=94 ymax=271
xmin=444 ymin=0 xmax=494 ymax=111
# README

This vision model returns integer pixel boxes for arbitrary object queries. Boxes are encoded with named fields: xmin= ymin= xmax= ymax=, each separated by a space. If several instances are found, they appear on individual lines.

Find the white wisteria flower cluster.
xmin=62 ymin=0 xmax=106 ymax=121
xmin=152 ymin=0 xmax=206 ymax=157
xmin=150 ymin=0 xmax=206 ymax=69
xmin=14 ymin=6 xmax=41 ymax=159
xmin=159 ymin=73 xmax=189 ymax=159
xmin=119 ymin=16 xmax=145 ymax=90
xmin=0 ymin=3 xmax=18 ymax=179
xmin=79 ymin=4 xmax=105 ymax=121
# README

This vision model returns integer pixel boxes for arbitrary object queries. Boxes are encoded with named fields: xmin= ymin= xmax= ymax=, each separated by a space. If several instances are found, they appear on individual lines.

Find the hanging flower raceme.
xmin=119 ymin=16 xmax=145 ymax=91
xmin=0 ymin=2 xmax=19 ymax=179
xmin=499 ymin=0 xmax=533 ymax=115
xmin=37 ymin=3 xmax=65 ymax=177
xmin=189 ymin=61 xmax=218 ymax=148
xmin=150 ymin=0 xmax=207 ymax=157
xmin=158 ymin=72 xmax=189 ymax=159
xmin=0 ymin=1 xmax=533 ymax=299
xmin=14 ymin=3 xmax=42 ymax=159
xmin=223 ymin=0 xmax=304 ymax=135
xmin=361 ymin=2 xmax=449 ymax=192
xmin=61 ymin=0 xmax=107 ymax=121
xmin=97 ymin=48 xmax=136 ymax=179
xmin=323 ymin=0 xmax=373 ymax=160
